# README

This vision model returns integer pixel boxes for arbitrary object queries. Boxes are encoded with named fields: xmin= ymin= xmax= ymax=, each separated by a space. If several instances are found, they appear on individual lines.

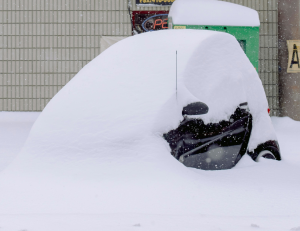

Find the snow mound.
xmin=169 ymin=0 xmax=260 ymax=27
xmin=0 ymin=30 xmax=289 ymax=217
xmin=8 ymin=29 xmax=273 ymax=172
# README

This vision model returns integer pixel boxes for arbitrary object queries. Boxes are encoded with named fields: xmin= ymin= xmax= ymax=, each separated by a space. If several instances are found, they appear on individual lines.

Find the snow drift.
xmin=169 ymin=0 xmax=260 ymax=27
xmin=0 ymin=30 xmax=294 ymax=217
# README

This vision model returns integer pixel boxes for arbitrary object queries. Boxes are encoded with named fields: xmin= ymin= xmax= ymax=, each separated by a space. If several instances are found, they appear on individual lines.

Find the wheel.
xmin=255 ymin=150 xmax=276 ymax=162
xmin=248 ymin=140 xmax=281 ymax=162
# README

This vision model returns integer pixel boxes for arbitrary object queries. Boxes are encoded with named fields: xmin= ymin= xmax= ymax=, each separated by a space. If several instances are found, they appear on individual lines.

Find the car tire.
xmin=255 ymin=150 xmax=276 ymax=162
xmin=248 ymin=140 xmax=281 ymax=162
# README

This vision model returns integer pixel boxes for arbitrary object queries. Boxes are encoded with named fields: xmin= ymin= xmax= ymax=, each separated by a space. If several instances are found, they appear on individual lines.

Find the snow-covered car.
xmin=10 ymin=30 xmax=281 ymax=174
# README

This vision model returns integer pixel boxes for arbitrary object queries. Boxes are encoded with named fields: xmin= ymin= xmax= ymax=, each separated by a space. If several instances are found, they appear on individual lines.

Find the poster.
xmin=132 ymin=11 xmax=168 ymax=33
xmin=136 ymin=0 xmax=175 ymax=6
xmin=287 ymin=40 xmax=300 ymax=73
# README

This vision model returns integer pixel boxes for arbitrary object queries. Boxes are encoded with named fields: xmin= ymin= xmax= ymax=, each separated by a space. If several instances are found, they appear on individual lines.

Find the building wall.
xmin=0 ymin=0 xmax=279 ymax=115
xmin=278 ymin=0 xmax=300 ymax=121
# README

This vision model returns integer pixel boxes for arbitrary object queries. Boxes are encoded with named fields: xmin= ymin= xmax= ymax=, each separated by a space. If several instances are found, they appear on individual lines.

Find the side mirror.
xmin=182 ymin=102 xmax=209 ymax=116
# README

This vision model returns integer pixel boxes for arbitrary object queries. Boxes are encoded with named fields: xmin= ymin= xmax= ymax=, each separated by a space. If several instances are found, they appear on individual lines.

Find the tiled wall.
xmin=0 ymin=0 xmax=134 ymax=111
xmin=0 ymin=0 xmax=278 ymax=115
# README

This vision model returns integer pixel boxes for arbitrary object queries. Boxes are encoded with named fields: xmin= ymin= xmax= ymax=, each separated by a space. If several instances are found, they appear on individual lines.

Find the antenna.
xmin=176 ymin=50 xmax=177 ymax=100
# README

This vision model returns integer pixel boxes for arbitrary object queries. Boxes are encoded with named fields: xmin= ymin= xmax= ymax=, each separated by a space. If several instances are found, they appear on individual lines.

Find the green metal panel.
xmin=172 ymin=24 xmax=260 ymax=71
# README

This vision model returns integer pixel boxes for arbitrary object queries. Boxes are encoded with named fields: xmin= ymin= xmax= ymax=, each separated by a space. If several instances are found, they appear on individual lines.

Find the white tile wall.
xmin=0 ymin=0 xmax=278 ymax=114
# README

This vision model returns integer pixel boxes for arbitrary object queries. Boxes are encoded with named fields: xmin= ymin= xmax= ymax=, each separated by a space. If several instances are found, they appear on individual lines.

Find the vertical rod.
xmin=176 ymin=50 xmax=177 ymax=99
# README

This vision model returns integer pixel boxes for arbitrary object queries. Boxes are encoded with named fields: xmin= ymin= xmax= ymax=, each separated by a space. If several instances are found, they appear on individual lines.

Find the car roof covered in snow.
xmin=169 ymin=0 xmax=260 ymax=27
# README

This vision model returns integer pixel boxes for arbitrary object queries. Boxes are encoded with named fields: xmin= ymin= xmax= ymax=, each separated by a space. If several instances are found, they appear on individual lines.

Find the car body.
xmin=15 ymin=29 xmax=281 ymax=173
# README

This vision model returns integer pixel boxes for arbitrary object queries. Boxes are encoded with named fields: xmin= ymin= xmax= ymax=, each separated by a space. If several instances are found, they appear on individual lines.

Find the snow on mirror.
xmin=182 ymin=102 xmax=209 ymax=116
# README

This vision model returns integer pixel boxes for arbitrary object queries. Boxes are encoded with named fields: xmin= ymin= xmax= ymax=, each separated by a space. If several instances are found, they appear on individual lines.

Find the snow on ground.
xmin=0 ymin=113 xmax=299 ymax=231
xmin=0 ymin=112 xmax=40 ymax=172
xmin=271 ymin=116 xmax=300 ymax=165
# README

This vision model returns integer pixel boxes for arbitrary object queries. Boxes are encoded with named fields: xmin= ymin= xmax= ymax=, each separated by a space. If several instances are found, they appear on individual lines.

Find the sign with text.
xmin=287 ymin=40 xmax=300 ymax=73
xmin=136 ymin=0 xmax=175 ymax=6
xmin=142 ymin=14 xmax=168 ymax=32
xmin=132 ymin=11 xmax=168 ymax=34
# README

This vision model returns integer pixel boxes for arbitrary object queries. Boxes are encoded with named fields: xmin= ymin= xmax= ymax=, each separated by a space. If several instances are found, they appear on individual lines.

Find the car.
xmin=163 ymin=101 xmax=281 ymax=170
xmin=12 ymin=29 xmax=281 ymax=175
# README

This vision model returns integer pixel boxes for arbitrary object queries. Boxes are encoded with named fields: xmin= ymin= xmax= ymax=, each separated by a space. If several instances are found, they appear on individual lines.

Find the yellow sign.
xmin=174 ymin=26 xmax=186 ymax=29
xmin=287 ymin=40 xmax=300 ymax=73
